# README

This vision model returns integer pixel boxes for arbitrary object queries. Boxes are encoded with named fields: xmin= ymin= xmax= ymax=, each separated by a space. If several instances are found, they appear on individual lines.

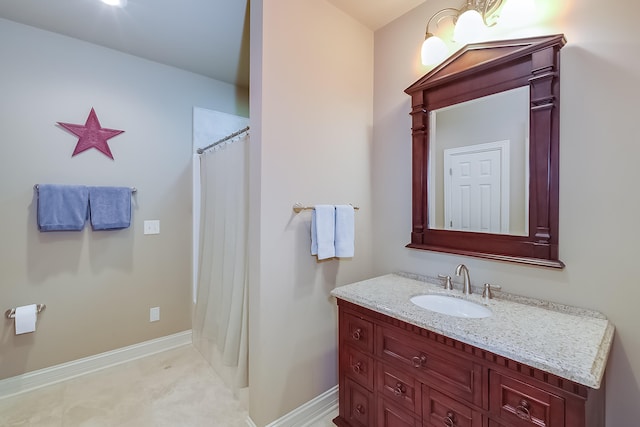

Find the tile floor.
xmin=0 ymin=345 xmax=338 ymax=427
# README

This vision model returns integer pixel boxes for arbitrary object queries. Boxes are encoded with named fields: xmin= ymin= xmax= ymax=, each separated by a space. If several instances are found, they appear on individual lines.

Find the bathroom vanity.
xmin=331 ymin=274 xmax=614 ymax=427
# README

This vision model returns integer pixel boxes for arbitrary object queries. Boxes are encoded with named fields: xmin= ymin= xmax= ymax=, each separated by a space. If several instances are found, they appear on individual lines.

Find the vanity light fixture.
xmin=421 ymin=0 xmax=510 ymax=65
xmin=101 ymin=0 xmax=127 ymax=7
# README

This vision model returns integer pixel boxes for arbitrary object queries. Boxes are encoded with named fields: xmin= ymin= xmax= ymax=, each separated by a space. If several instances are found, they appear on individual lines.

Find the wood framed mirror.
xmin=405 ymin=34 xmax=566 ymax=268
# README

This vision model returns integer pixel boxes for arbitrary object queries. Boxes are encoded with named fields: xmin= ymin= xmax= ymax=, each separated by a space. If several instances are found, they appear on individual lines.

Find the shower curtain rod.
xmin=197 ymin=126 xmax=250 ymax=154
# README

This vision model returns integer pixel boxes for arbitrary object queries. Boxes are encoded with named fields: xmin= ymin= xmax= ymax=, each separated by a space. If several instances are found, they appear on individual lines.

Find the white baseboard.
xmin=0 ymin=330 xmax=192 ymax=399
xmin=246 ymin=385 xmax=338 ymax=427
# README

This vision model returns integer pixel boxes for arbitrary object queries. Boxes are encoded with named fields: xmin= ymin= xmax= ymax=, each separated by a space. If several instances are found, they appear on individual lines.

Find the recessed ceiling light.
xmin=101 ymin=0 xmax=127 ymax=7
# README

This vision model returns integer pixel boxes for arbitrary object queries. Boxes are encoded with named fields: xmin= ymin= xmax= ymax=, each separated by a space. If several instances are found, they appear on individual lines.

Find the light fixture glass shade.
xmin=453 ymin=9 xmax=485 ymax=44
xmin=421 ymin=35 xmax=448 ymax=66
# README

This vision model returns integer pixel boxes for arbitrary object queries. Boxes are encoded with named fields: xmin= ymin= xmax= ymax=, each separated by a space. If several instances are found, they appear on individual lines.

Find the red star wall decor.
xmin=57 ymin=108 xmax=124 ymax=159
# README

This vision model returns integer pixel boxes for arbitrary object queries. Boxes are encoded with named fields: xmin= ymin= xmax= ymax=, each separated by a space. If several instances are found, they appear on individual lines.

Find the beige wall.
xmin=372 ymin=0 xmax=640 ymax=424
xmin=249 ymin=0 xmax=374 ymax=424
xmin=0 ymin=18 xmax=248 ymax=379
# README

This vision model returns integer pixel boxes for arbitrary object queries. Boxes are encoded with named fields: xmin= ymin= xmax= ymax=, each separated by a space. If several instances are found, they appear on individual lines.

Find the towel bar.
xmin=34 ymin=185 xmax=137 ymax=193
xmin=5 ymin=304 xmax=46 ymax=319
xmin=293 ymin=203 xmax=360 ymax=214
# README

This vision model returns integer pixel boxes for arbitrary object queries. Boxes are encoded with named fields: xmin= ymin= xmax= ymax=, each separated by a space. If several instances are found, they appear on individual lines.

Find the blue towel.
xmin=88 ymin=186 xmax=131 ymax=230
xmin=37 ymin=184 xmax=89 ymax=231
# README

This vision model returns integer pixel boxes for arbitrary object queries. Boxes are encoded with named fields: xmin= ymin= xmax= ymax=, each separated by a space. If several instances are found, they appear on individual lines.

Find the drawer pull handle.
xmin=352 ymin=361 xmax=362 ymax=374
xmin=515 ymin=399 xmax=532 ymax=421
xmin=443 ymin=411 xmax=457 ymax=427
xmin=393 ymin=382 xmax=406 ymax=397
xmin=352 ymin=328 xmax=362 ymax=341
xmin=355 ymin=404 xmax=365 ymax=416
xmin=412 ymin=354 xmax=427 ymax=368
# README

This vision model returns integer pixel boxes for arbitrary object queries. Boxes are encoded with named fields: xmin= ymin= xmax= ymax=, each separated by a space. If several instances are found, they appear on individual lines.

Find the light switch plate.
xmin=150 ymin=307 xmax=160 ymax=322
xmin=143 ymin=220 xmax=160 ymax=235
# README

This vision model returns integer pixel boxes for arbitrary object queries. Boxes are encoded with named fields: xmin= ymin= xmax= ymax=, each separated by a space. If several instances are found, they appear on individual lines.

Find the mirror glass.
xmin=428 ymin=87 xmax=529 ymax=236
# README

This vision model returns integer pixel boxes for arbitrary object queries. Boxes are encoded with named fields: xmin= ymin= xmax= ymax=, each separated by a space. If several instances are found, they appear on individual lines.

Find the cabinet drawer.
xmin=343 ymin=378 xmax=374 ymax=427
xmin=342 ymin=345 xmax=374 ymax=391
xmin=490 ymin=371 xmax=565 ymax=427
xmin=377 ymin=397 xmax=421 ymax=427
xmin=377 ymin=326 xmax=483 ymax=407
xmin=377 ymin=362 xmax=421 ymax=414
xmin=341 ymin=311 xmax=374 ymax=354
xmin=422 ymin=385 xmax=483 ymax=427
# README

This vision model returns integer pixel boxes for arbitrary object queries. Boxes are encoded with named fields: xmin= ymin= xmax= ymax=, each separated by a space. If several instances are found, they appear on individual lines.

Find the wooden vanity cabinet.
xmin=334 ymin=299 xmax=604 ymax=427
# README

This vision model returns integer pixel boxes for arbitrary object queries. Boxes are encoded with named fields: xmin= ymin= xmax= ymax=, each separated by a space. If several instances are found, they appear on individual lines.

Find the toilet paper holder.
xmin=5 ymin=304 xmax=46 ymax=319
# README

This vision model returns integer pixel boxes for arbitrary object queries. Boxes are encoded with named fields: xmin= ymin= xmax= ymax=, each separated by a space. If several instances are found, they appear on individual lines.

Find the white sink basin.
xmin=410 ymin=294 xmax=492 ymax=318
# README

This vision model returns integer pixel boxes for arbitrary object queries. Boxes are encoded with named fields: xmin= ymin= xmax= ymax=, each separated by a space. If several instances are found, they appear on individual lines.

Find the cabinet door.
xmin=341 ymin=311 xmax=374 ymax=354
xmin=423 ymin=385 xmax=483 ymax=427
xmin=344 ymin=378 xmax=374 ymax=427
xmin=377 ymin=397 xmax=421 ymax=427
xmin=489 ymin=371 xmax=565 ymax=427
xmin=378 ymin=326 xmax=484 ymax=407
xmin=342 ymin=345 xmax=375 ymax=391
xmin=377 ymin=362 xmax=421 ymax=414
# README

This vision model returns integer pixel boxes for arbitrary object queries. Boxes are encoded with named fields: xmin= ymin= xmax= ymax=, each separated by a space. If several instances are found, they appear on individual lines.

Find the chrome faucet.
xmin=455 ymin=264 xmax=472 ymax=295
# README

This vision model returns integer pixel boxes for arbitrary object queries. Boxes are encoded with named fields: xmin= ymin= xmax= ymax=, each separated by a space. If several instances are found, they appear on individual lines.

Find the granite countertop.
xmin=330 ymin=273 xmax=614 ymax=389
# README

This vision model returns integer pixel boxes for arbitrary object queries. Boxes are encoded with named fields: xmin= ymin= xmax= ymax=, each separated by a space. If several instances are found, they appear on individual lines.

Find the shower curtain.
xmin=193 ymin=132 xmax=249 ymax=393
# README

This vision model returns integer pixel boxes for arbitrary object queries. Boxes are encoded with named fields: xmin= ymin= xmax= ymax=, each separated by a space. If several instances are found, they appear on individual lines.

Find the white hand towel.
xmin=311 ymin=205 xmax=335 ymax=260
xmin=335 ymin=205 xmax=355 ymax=257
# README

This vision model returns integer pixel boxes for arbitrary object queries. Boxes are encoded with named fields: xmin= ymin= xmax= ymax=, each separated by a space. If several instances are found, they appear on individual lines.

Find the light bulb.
xmin=421 ymin=35 xmax=448 ymax=66
xmin=453 ymin=9 xmax=486 ymax=44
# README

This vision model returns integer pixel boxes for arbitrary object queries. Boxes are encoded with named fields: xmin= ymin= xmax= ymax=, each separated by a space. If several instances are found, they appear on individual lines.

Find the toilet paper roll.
xmin=15 ymin=304 xmax=37 ymax=335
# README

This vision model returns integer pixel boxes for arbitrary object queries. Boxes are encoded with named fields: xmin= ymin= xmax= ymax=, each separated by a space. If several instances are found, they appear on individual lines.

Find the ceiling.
xmin=326 ymin=0 xmax=424 ymax=31
xmin=0 ymin=0 xmax=424 ymax=89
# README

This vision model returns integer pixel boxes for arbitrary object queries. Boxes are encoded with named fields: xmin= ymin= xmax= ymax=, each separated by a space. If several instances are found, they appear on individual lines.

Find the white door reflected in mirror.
xmin=444 ymin=140 xmax=509 ymax=234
